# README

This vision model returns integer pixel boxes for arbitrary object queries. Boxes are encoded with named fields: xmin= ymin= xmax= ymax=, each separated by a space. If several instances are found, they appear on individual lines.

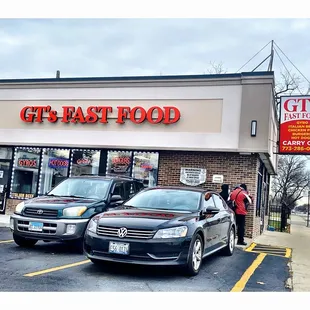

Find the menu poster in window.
xmin=71 ymin=150 xmax=100 ymax=176
xmin=132 ymin=152 xmax=159 ymax=186
xmin=180 ymin=167 xmax=207 ymax=186
xmin=107 ymin=151 xmax=132 ymax=177
xmin=39 ymin=149 xmax=70 ymax=195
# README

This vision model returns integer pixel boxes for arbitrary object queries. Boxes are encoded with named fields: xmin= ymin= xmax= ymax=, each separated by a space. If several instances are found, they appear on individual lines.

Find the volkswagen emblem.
xmin=37 ymin=209 xmax=44 ymax=215
xmin=117 ymin=227 xmax=127 ymax=238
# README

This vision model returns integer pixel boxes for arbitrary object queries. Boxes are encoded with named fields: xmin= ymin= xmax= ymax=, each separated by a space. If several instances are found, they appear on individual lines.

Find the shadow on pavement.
xmin=81 ymin=251 xmax=222 ymax=279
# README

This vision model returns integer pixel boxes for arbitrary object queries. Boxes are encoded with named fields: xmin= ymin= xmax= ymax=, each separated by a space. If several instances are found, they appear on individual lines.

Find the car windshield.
xmin=124 ymin=189 xmax=201 ymax=212
xmin=47 ymin=178 xmax=110 ymax=200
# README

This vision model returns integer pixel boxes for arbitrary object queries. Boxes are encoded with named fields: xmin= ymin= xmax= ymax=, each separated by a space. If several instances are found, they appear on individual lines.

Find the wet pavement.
xmin=0 ymin=228 xmax=291 ymax=292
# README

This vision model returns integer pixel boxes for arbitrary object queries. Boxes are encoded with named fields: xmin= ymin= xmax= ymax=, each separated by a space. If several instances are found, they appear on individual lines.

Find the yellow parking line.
xmin=230 ymin=253 xmax=267 ymax=292
xmin=24 ymin=259 xmax=91 ymax=277
xmin=285 ymin=248 xmax=292 ymax=258
xmin=0 ymin=240 xmax=14 ymax=244
xmin=245 ymin=242 xmax=256 ymax=252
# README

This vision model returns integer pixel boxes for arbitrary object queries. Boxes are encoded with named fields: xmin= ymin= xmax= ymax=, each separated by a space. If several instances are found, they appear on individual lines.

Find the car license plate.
xmin=108 ymin=241 xmax=130 ymax=255
xmin=29 ymin=222 xmax=43 ymax=232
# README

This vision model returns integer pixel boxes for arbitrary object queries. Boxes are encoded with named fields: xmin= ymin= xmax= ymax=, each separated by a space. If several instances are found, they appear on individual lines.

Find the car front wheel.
xmin=184 ymin=234 xmax=203 ymax=276
xmin=13 ymin=233 xmax=38 ymax=248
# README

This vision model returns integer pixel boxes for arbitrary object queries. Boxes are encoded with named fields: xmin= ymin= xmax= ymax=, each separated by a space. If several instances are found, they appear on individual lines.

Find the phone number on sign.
xmin=281 ymin=146 xmax=310 ymax=151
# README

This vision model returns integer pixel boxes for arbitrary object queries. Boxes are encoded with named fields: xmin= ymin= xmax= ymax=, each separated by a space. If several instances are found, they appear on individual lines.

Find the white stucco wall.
xmin=0 ymin=84 xmax=243 ymax=151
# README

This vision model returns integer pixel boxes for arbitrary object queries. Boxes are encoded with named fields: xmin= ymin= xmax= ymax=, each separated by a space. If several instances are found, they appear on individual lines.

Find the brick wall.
xmin=157 ymin=151 xmax=261 ymax=239
xmin=5 ymin=198 xmax=20 ymax=215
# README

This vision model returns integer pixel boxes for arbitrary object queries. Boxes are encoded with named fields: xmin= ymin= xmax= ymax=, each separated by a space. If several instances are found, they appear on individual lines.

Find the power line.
xmin=274 ymin=41 xmax=310 ymax=85
xmin=273 ymin=46 xmax=304 ymax=95
xmin=236 ymin=40 xmax=271 ymax=73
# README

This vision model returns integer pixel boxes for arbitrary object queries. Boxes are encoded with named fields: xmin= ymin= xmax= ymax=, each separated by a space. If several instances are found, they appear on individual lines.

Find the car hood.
xmin=23 ymin=195 xmax=99 ymax=210
xmin=97 ymin=207 xmax=198 ymax=230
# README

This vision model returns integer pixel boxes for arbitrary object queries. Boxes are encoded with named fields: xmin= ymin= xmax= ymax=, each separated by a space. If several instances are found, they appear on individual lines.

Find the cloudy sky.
xmin=0 ymin=18 xmax=310 ymax=87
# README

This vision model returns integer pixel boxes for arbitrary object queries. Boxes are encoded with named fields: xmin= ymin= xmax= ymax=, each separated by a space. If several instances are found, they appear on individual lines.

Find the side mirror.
xmin=204 ymin=205 xmax=220 ymax=215
xmin=110 ymin=195 xmax=124 ymax=204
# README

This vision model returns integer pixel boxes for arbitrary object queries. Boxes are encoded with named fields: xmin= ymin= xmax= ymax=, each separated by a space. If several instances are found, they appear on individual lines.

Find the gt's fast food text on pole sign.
xmin=279 ymin=96 xmax=310 ymax=154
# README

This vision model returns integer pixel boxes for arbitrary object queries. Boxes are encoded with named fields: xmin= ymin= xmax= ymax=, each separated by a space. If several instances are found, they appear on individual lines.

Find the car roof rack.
xmin=104 ymin=174 xmax=144 ymax=182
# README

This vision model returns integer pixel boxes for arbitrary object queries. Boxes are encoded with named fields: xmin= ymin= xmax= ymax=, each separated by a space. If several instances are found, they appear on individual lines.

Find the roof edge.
xmin=0 ymin=71 xmax=274 ymax=84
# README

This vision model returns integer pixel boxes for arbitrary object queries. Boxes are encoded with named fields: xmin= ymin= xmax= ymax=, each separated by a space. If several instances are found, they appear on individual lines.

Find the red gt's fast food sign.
xmin=20 ymin=105 xmax=181 ymax=125
xmin=279 ymin=96 xmax=310 ymax=154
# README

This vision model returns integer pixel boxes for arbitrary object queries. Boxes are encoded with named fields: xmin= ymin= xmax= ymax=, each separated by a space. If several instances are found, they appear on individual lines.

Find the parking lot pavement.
xmin=0 ymin=228 xmax=291 ymax=292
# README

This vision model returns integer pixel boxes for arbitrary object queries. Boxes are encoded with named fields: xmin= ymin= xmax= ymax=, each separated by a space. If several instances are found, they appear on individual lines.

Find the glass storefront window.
xmin=38 ymin=148 xmax=70 ymax=195
xmin=132 ymin=152 xmax=159 ymax=187
xmin=70 ymin=149 xmax=100 ymax=177
xmin=0 ymin=147 xmax=13 ymax=160
xmin=10 ymin=147 xmax=41 ymax=199
xmin=106 ymin=151 xmax=132 ymax=177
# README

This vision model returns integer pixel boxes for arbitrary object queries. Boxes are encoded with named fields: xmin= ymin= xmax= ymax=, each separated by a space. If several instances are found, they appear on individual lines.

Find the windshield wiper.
xmin=61 ymin=195 xmax=86 ymax=199
xmin=122 ymin=205 xmax=136 ymax=209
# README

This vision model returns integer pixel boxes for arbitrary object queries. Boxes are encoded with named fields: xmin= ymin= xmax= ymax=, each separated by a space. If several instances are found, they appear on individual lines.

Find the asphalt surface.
xmin=0 ymin=228 xmax=291 ymax=292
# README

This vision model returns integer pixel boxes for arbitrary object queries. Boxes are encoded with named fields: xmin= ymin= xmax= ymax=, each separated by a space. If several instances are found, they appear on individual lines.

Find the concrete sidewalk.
xmin=253 ymin=215 xmax=310 ymax=292
xmin=0 ymin=214 xmax=10 ymax=228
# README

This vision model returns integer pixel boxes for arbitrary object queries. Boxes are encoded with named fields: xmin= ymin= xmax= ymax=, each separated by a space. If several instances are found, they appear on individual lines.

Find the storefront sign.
xmin=76 ymin=158 xmax=92 ymax=166
xmin=20 ymin=105 xmax=181 ymax=125
xmin=11 ymin=192 xmax=34 ymax=199
xmin=17 ymin=158 xmax=38 ymax=168
xmin=141 ymin=164 xmax=153 ymax=170
xmin=112 ymin=157 xmax=131 ymax=165
xmin=212 ymin=175 xmax=224 ymax=183
xmin=180 ymin=167 xmax=206 ymax=186
xmin=279 ymin=96 xmax=310 ymax=154
xmin=48 ymin=158 xmax=69 ymax=169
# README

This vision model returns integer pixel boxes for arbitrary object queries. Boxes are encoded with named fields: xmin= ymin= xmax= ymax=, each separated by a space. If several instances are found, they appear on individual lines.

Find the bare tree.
xmin=275 ymin=70 xmax=310 ymax=108
xmin=205 ymin=61 xmax=227 ymax=74
xmin=272 ymin=155 xmax=310 ymax=208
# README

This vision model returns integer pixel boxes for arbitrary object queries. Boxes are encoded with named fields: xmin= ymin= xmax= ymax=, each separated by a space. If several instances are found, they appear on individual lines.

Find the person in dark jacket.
xmin=219 ymin=184 xmax=230 ymax=202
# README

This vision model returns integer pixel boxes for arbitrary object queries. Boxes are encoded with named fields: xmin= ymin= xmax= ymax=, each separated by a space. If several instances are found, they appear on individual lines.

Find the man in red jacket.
xmin=229 ymin=184 xmax=252 ymax=245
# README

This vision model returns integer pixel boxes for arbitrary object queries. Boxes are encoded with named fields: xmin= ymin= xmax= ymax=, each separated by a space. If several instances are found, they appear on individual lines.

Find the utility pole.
xmin=252 ymin=40 xmax=274 ymax=72
xmin=268 ymin=40 xmax=274 ymax=71
xmin=307 ymin=190 xmax=310 ymax=227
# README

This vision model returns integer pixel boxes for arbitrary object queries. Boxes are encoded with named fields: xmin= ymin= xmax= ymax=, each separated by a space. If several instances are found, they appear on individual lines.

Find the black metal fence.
xmin=268 ymin=204 xmax=291 ymax=233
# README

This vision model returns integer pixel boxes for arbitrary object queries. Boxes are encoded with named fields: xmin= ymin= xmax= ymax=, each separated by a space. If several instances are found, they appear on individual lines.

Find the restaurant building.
xmin=0 ymin=71 xmax=278 ymax=238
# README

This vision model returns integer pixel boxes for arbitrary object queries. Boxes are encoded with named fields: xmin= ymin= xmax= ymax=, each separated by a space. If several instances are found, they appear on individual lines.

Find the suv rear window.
xmin=48 ymin=178 xmax=110 ymax=200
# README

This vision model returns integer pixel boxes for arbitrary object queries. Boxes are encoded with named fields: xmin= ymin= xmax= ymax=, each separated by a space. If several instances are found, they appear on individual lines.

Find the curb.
xmin=285 ymin=256 xmax=294 ymax=291
xmin=0 ymin=223 xmax=10 ymax=228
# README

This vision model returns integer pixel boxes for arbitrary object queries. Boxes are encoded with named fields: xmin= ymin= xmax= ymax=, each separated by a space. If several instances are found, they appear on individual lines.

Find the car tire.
xmin=13 ymin=233 xmax=38 ymax=248
xmin=90 ymin=258 xmax=102 ymax=265
xmin=183 ymin=234 xmax=203 ymax=276
xmin=221 ymin=226 xmax=235 ymax=256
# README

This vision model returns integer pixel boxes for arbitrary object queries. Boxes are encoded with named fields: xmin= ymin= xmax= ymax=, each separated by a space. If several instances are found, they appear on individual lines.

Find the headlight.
xmin=87 ymin=215 xmax=100 ymax=233
xmin=153 ymin=226 xmax=188 ymax=239
xmin=15 ymin=202 xmax=25 ymax=214
xmin=63 ymin=206 xmax=87 ymax=217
